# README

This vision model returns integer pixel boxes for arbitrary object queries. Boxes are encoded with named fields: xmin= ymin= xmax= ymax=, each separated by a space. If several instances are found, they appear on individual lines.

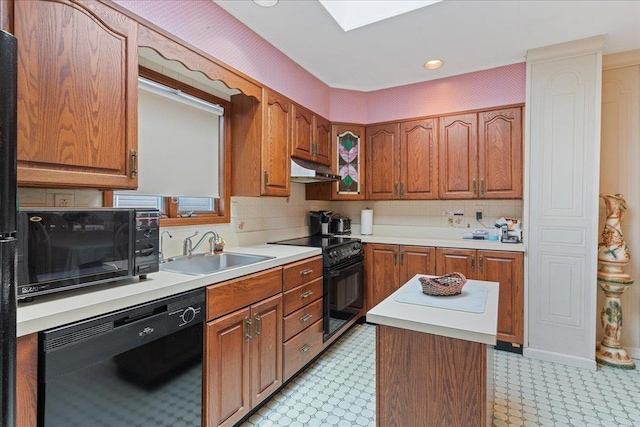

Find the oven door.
xmin=324 ymin=256 xmax=364 ymax=341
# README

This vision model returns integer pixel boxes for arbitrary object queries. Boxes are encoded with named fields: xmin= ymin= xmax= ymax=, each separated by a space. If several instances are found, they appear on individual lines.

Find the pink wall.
xmin=115 ymin=0 xmax=331 ymax=117
xmin=115 ymin=1 xmax=525 ymax=124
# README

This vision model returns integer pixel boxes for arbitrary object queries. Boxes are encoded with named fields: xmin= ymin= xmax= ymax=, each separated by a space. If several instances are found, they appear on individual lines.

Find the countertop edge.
xmin=16 ymin=245 xmax=321 ymax=337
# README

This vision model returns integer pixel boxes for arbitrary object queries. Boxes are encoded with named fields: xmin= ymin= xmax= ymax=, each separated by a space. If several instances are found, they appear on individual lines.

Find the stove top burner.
xmin=270 ymin=235 xmax=358 ymax=249
xmin=269 ymin=235 xmax=363 ymax=267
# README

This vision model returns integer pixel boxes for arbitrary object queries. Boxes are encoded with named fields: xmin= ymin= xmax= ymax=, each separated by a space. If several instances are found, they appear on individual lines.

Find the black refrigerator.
xmin=0 ymin=29 xmax=18 ymax=427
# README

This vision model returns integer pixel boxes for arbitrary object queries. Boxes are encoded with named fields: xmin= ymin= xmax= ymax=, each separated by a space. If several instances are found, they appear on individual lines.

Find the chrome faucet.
xmin=160 ymin=230 xmax=173 ymax=263
xmin=184 ymin=230 xmax=219 ymax=256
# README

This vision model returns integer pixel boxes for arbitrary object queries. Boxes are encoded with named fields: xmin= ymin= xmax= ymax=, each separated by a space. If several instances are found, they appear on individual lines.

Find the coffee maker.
xmin=309 ymin=210 xmax=333 ymax=236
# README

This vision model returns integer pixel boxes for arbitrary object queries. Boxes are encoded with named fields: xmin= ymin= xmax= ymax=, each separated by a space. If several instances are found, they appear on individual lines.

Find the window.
xmin=105 ymin=67 xmax=231 ymax=226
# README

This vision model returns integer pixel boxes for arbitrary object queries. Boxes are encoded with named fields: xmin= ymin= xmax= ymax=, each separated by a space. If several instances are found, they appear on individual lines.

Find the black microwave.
xmin=17 ymin=208 xmax=160 ymax=300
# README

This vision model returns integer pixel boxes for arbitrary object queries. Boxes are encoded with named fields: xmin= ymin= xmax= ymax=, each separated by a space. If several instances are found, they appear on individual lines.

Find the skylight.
xmin=319 ymin=0 xmax=443 ymax=32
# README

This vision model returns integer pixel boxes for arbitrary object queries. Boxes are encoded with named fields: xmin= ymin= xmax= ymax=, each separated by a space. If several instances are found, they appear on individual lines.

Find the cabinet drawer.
xmin=283 ymin=256 xmax=322 ymax=291
xmin=283 ymin=319 xmax=323 ymax=381
xmin=206 ymin=267 xmax=282 ymax=321
xmin=283 ymin=298 xmax=323 ymax=342
xmin=283 ymin=277 xmax=322 ymax=316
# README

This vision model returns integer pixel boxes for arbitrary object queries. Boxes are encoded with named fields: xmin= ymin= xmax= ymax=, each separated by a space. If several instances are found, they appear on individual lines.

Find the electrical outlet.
xmin=447 ymin=217 xmax=453 ymax=227
xmin=54 ymin=193 xmax=74 ymax=207
xmin=476 ymin=209 xmax=483 ymax=221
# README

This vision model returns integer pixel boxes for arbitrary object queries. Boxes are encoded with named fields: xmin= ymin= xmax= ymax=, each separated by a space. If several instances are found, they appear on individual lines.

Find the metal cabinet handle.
xmin=400 ymin=251 xmax=404 ymax=265
xmin=300 ymin=344 xmax=313 ymax=353
xmin=245 ymin=317 xmax=252 ymax=341
xmin=400 ymin=182 xmax=405 ymax=196
xmin=480 ymin=178 xmax=485 ymax=195
xmin=300 ymin=290 xmax=313 ymax=299
xmin=300 ymin=314 xmax=313 ymax=323
xmin=471 ymin=256 xmax=475 ymax=272
xmin=254 ymin=314 xmax=261 ymax=338
xmin=264 ymin=170 xmax=269 ymax=186
xmin=393 ymin=251 xmax=398 ymax=265
xmin=479 ymin=256 xmax=484 ymax=272
xmin=300 ymin=269 xmax=313 ymax=276
xmin=394 ymin=182 xmax=398 ymax=196
xmin=129 ymin=149 xmax=138 ymax=178
xmin=472 ymin=177 xmax=477 ymax=195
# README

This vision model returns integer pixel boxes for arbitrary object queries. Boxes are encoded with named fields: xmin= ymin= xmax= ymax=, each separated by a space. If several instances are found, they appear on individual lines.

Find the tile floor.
xmin=240 ymin=323 xmax=640 ymax=427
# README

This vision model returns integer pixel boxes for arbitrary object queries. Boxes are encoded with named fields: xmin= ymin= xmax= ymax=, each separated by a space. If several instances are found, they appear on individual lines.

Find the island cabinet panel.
xmin=439 ymin=113 xmax=478 ymax=199
xmin=377 ymin=326 xmax=487 ymax=427
xmin=436 ymin=247 xmax=524 ymax=345
xmin=479 ymin=108 xmax=523 ymax=199
xmin=231 ymin=88 xmax=291 ymax=197
xmin=15 ymin=0 xmax=138 ymax=189
xmin=366 ymin=123 xmax=400 ymax=199
xmin=400 ymin=118 xmax=439 ymax=199
xmin=17 ymin=333 xmax=38 ymax=427
xmin=365 ymin=243 xmax=436 ymax=311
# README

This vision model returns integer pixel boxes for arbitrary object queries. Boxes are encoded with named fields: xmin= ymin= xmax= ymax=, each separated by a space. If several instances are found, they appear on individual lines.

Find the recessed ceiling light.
xmin=253 ymin=0 xmax=278 ymax=7
xmin=424 ymin=59 xmax=444 ymax=70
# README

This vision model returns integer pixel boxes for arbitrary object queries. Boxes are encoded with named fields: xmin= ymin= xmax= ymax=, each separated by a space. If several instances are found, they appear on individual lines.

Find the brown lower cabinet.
xmin=365 ymin=244 xmax=436 ymax=311
xmin=205 ymin=268 xmax=283 ymax=427
xmin=436 ymin=247 xmax=524 ymax=345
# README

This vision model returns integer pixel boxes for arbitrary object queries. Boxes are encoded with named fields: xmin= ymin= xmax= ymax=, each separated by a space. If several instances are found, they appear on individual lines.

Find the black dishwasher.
xmin=38 ymin=289 xmax=205 ymax=427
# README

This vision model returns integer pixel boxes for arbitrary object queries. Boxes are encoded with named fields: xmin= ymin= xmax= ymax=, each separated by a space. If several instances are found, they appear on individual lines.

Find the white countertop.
xmin=16 ymin=244 xmax=321 ymax=337
xmin=352 ymin=233 xmax=525 ymax=252
xmin=366 ymin=274 xmax=500 ymax=345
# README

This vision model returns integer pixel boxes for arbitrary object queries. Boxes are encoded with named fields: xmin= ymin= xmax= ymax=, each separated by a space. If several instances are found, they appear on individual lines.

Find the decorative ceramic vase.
xmin=595 ymin=194 xmax=635 ymax=369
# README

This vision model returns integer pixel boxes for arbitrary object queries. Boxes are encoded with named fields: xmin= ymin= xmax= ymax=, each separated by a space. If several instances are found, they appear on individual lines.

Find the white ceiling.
xmin=214 ymin=0 xmax=640 ymax=91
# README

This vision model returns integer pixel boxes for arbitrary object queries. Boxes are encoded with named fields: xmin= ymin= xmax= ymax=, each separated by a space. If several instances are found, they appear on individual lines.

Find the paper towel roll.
xmin=361 ymin=209 xmax=373 ymax=235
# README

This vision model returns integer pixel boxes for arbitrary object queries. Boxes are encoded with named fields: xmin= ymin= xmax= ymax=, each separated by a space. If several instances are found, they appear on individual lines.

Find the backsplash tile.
xmin=18 ymin=188 xmax=102 ymax=208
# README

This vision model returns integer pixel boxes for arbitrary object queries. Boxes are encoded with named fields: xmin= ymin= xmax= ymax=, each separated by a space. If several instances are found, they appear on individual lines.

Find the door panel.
xmin=400 ymin=119 xmax=439 ymax=199
xmin=262 ymin=90 xmax=290 ymax=196
xmin=291 ymin=104 xmax=314 ymax=161
xmin=365 ymin=244 xmax=399 ymax=310
xmin=366 ymin=124 xmax=400 ymax=199
xmin=400 ymin=246 xmax=436 ymax=283
xmin=250 ymin=294 xmax=283 ymax=407
xmin=439 ymin=114 xmax=478 ymax=199
xmin=435 ymin=248 xmax=475 ymax=278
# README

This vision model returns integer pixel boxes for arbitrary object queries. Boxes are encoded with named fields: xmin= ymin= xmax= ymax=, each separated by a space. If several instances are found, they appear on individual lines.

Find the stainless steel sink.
xmin=160 ymin=252 xmax=275 ymax=276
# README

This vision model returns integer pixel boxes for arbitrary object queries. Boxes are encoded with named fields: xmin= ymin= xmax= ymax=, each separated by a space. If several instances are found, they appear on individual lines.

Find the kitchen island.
xmin=367 ymin=275 xmax=499 ymax=427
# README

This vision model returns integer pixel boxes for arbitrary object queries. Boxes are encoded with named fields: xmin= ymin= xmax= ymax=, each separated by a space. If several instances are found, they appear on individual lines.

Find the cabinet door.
xmin=15 ymin=0 xmax=138 ymax=189
xmin=439 ymin=114 xmax=478 ymax=199
xmin=365 ymin=243 xmax=400 ymax=310
xmin=291 ymin=104 xmax=314 ymax=161
xmin=400 ymin=119 xmax=439 ymax=199
xmin=435 ymin=248 xmax=476 ymax=278
xmin=314 ymin=115 xmax=332 ymax=165
xmin=400 ymin=245 xmax=436 ymax=284
xmin=366 ymin=123 xmax=400 ymax=199
xmin=262 ymin=90 xmax=291 ymax=196
xmin=477 ymin=250 xmax=524 ymax=344
xmin=478 ymin=108 xmax=522 ymax=199
xmin=250 ymin=294 xmax=283 ymax=408
xmin=206 ymin=308 xmax=251 ymax=427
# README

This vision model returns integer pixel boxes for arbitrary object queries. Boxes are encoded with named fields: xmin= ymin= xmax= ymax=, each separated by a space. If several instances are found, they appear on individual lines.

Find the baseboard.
xmin=523 ymin=347 xmax=598 ymax=370
xmin=625 ymin=346 xmax=640 ymax=361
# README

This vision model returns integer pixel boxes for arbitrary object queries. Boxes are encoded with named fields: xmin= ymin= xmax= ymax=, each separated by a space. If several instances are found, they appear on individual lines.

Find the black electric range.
xmin=269 ymin=235 xmax=364 ymax=340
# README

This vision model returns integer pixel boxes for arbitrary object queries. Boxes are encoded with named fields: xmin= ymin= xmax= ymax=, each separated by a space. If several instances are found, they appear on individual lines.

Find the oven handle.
xmin=328 ymin=256 xmax=364 ymax=277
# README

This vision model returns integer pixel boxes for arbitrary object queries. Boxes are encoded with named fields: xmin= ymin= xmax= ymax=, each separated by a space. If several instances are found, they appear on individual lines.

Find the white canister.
xmin=361 ymin=209 xmax=373 ymax=235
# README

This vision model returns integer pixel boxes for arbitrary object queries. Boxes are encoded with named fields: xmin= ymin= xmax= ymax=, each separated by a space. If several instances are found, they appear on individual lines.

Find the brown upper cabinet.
xmin=291 ymin=104 xmax=331 ymax=165
xmin=305 ymin=123 xmax=366 ymax=201
xmin=232 ymin=88 xmax=291 ymax=197
xmin=366 ymin=119 xmax=438 ymax=200
xmin=440 ymin=107 xmax=522 ymax=199
xmin=366 ymin=123 xmax=401 ymax=199
xmin=15 ymin=0 xmax=139 ymax=189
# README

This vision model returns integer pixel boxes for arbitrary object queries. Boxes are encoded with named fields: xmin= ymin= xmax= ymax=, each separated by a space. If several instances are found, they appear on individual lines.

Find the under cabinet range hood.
xmin=290 ymin=157 xmax=340 ymax=183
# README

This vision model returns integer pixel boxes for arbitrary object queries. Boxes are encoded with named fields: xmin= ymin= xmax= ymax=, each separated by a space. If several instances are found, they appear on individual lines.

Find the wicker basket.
xmin=419 ymin=273 xmax=467 ymax=296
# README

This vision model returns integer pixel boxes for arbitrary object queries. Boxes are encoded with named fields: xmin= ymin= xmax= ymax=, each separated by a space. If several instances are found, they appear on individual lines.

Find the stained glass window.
xmin=337 ymin=131 xmax=361 ymax=194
